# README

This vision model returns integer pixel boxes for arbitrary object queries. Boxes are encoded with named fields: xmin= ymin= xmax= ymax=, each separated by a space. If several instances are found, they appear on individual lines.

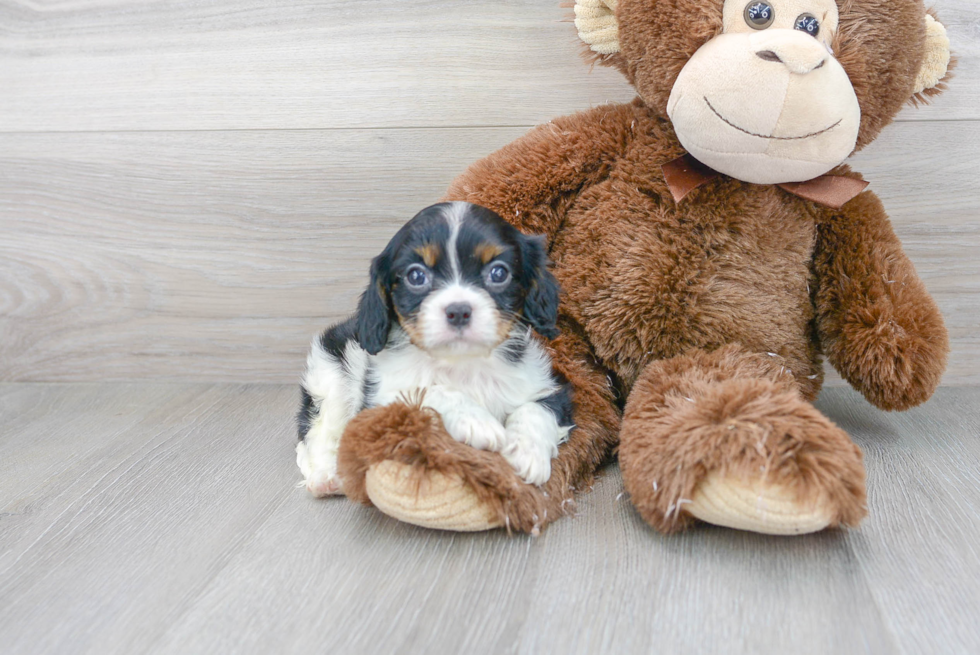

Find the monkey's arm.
xmin=812 ymin=190 xmax=948 ymax=411
xmin=444 ymin=102 xmax=636 ymax=239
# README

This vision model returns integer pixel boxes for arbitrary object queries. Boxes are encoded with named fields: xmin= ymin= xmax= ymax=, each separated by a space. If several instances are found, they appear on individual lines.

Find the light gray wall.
xmin=1 ymin=0 xmax=977 ymax=383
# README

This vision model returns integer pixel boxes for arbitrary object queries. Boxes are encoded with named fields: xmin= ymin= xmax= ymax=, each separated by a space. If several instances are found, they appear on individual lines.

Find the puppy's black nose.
xmin=445 ymin=303 xmax=472 ymax=328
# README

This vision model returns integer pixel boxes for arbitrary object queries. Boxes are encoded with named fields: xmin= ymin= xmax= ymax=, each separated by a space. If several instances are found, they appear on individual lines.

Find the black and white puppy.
xmin=297 ymin=202 xmax=574 ymax=497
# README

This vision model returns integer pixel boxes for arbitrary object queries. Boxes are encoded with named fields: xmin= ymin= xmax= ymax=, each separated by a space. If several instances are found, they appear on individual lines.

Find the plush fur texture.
xmin=618 ymin=345 xmax=867 ymax=533
xmin=812 ymin=190 xmax=949 ymax=410
xmin=338 ymin=0 xmax=949 ymax=534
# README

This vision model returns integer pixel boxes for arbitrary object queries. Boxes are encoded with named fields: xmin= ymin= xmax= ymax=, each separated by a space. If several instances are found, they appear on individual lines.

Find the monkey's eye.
xmin=404 ymin=265 xmax=430 ymax=289
xmin=486 ymin=264 xmax=511 ymax=287
xmin=744 ymin=2 xmax=775 ymax=30
xmin=794 ymin=13 xmax=820 ymax=37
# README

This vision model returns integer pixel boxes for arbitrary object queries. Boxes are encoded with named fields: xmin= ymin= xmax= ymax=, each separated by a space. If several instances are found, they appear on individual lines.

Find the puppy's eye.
xmin=744 ymin=2 xmax=774 ymax=30
xmin=404 ymin=265 xmax=429 ymax=289
xmin=794 ymin=14 xmax=820 ymax=37
xmin=487 ymin=264 xmax=511 ymax=287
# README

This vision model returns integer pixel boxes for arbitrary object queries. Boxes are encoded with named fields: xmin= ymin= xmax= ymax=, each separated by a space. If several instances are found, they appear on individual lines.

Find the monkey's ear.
xmin=912 ymin=13 xmax=952 ymax=99
xmin=520 ymin=235 xmax=561 ymax=340
xmin=356 ymin=253 xmax=393 ymax=355
xmin=575 ymin=0 xmax=620 ymax=55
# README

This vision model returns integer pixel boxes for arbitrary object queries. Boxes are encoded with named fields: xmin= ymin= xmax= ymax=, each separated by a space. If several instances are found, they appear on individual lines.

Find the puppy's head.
xmin=356 ymin=202 xmax=560 ymax=357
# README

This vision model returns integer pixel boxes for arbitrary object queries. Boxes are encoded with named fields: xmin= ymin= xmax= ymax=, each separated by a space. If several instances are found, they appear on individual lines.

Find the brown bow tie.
xmin=661 ymin=153 xmax=869 ymax=210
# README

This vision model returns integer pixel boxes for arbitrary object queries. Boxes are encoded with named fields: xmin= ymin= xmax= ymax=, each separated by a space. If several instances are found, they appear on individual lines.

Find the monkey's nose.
xmin=757 ymin=48 xmax=826 ymax=73
xmin=445 ymin=303 xmax=472 ymax=328
xmin=756 ymin=50 xmax=783 ymax=63
xmin=751 ymin=31 xmax=829 ymax=74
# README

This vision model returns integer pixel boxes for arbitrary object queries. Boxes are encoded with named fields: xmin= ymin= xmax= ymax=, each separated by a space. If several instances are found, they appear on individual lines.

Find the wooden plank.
xmin=0 ymin=0 xmax=633 ymax=132
xmin=0 ymin=383 xmax=189 ymax=505
xmin=0 ymin=0 xmax=974 ymax=132
xmin=0 ymin=383 xmax=300 ymax=655
xmin=818 ymin=387 xmax=980 ymax=654
xmin=3 ymin=384 xmax=977 ymax=653
xmin=155 ymin=460 xmax=896 ymax=655
xmin=512 ymin=467 xmax=896 ymax=654
xmin=1 ymin=120 xmax=977 ymax=383
xmin=0 ymin=382 xmax=547 ymax=654
xmin=152 ymin=485 xmax=538 ymax=653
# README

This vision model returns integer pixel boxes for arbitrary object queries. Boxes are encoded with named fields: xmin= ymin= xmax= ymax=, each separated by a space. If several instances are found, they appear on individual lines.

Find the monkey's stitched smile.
xmin=705 ymin=97 xmax=842 ymax=141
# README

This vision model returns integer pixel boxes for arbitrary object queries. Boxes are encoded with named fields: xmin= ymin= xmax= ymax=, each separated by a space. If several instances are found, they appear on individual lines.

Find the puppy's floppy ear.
xmin=356 ymin=252 xmax=393 ymax=355
xmin=520 ymin=234 xmax=561 ymax=339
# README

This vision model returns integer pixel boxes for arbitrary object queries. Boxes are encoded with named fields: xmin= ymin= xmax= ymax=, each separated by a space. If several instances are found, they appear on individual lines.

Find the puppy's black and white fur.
xmin=297 ymin=202 xmax=574 ymax=497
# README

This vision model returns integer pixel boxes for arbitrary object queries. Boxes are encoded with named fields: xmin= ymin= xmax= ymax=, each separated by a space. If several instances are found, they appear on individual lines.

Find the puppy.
xmin=296 ymin=202 xmax=574 ymax=497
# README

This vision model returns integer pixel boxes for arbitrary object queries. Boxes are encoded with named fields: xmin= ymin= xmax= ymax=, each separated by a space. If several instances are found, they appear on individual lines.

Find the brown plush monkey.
xmin=337 ymin=0 xmax=953 ymax=535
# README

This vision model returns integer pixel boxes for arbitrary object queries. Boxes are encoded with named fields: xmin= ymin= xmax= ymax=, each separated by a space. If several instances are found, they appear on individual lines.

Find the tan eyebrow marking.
xmin=475 ymin=242 xmax=505 ymax=265
xmin=414 ymin=243 xmax=441 ymax=268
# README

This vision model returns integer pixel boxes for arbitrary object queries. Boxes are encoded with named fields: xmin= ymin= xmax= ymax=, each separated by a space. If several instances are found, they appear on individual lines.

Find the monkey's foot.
xmin=338 ymin=402 xmax=562 ymax=534
xmin=364 ymin=461 xmax=502 ymax=531
xmin=687 ymin=471 xmax=836 ymax=535
xmin=620 ymin=362 xmax=868 ymax=535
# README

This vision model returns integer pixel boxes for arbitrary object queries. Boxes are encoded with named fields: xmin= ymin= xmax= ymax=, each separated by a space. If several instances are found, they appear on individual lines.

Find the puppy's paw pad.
xmin=306 ymin=470 xmax=344 ymax=497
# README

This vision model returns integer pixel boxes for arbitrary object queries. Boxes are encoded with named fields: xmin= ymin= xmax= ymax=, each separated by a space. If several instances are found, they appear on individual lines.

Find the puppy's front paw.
xmin=501 ymin=403 xmax=564 ymax=485
xmin=296 ymin=440 xmax=344 ymax=497
xmin=500 ymin=438 xmax=553 ymax=486
xmin=306 ymin=469 xmax=344 ymax=497
xmin=441 ymin=407 xmax=507 ymax=451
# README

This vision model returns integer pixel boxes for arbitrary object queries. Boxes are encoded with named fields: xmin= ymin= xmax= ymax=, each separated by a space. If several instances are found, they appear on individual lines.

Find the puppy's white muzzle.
xmin=418 ymin=283 xmax=502 ymax=357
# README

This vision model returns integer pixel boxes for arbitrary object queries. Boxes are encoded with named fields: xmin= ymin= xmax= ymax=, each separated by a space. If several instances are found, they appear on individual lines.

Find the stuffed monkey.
xmin=337 ymin=0 xmax=952 ymax=535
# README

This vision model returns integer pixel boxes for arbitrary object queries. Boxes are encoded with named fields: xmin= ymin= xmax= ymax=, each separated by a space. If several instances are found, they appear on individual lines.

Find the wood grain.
xmin=0 ymin=383 xmax=297 ymax=654
xmin=0 ymin=384 xmax=977 ymax=653
xmin=2 ymin=120 xmax=977 ymax=383
xmin=0 ymin=0 xmax=975 ymax=132
xmin=825 ymin=388 xmax=980 ymax=654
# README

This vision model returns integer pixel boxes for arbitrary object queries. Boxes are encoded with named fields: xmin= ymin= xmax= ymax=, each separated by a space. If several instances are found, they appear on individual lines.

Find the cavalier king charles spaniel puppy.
xmin=296 ymin=202 xmax=574 ymax=496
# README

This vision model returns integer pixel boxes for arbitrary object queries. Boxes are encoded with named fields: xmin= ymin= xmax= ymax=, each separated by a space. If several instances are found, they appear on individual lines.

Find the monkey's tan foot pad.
xmin=688 ymin=471 xmax=834 ymax=535
xmin=364 ymin=460 xmax=504 ymax=532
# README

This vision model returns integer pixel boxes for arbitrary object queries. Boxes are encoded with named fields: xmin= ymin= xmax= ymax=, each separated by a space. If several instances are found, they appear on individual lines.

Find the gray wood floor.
xmin=1 ymin=384 xmax=977 ymax=654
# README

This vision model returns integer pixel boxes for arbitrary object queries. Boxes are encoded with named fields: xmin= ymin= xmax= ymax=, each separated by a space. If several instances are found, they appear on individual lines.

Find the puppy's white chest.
xmin=370 ymin=340 xmax=556 ymax=421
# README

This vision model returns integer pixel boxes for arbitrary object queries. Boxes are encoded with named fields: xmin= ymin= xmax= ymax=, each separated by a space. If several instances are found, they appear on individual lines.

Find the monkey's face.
xmin=575 ymin=0 xmax=951 ymax=186
xmin=667 ymin=0 xmax=860 ymax=184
